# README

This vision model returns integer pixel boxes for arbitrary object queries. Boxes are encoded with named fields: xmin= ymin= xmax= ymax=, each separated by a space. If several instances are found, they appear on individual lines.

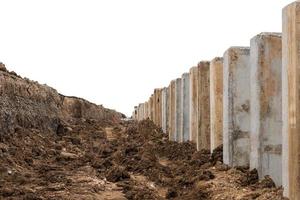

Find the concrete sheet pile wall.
xmin=153 ymin=89 xmax=158 ymax=125
xmin=161 ymin=87 xmax=169 ymax=133
xmin=158 ymin=89 xmax=162 ymax=127
xmin=189 ymin=66 xmax=199 ymax=143
xmin=197 ymin=61 xmax=211 ymax=151
xmin=144 ymin=101 xmax=149 ymax=120
xmin=223 ymin=47 xmax=251 ymax=167
xmin=181 ymin=73 xmax=190 ymax=142
xmin=175 ymin=78 xmax=182 ymax=142
xmin=282 ymin=2 xmax=300 ymax=198
xmin=131 ymin=2 xmax=300 ymax=198
xmin=168 ymin=81 xmax=176 ymax=141
xmin=210 ymin=57 xmax=223 ymax=153
xmin=250 ymin=33 xmax=282 ymax=186
xmin=150 ymin=95 xmax=154 ymax=121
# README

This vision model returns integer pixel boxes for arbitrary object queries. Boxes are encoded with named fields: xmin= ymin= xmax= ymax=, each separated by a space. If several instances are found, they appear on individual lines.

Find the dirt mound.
xmin=0 ymin=116 xmax=286 ymax=199
xmin=211 ymin=144 xmax=223 ymax=164
xmin=0 ymin=66 xmax=123 ymax=135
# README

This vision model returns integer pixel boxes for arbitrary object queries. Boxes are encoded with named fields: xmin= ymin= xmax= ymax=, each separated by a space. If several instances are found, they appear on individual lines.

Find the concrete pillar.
xmin=140 ymin=104 xmax=143 ymax=120
xmin=189 ymin=66 xmax=199 ymax=142
xmin=223 ymin=47 xmax=251 ymax=167
xmin=137 ymin=104 xmax=140 ymax=120
xmin=282 ymin=2 xmax=300 ymax=198
xmin=153 ymin=89 xmax=158 ymax=125
xmin=137 ymin=103 xmax=141 ymax=121
xmin=133 ymin=106 xmax=138 ymax=120
xmin=168 ymin=80 xmax=176 ymax=141
xmin=157 ymin=89 xmax=162 ymax=127
xmin=153 ymin=89 xmax=162 ymax=127
xmin=144 ymin=101 xmax=149 ymax=120
xmin=197 ymin=61 xmax=211 ymax=151
xmin=162 ymin=87 xmax=169 ymax=133
xmin=181 ymin=73 xmax=190 ymax=142
xmin=147 ymin=99 xmax=151 ymax=119
xmin=140 ymin=103 xmax=145 ymax=120
xmin=175 ymin=78 xmax=182 ymax=142
xmin=250 ymin=33 xmax=282 ymax=186
xmin=210 ymin=57 xmax=223 ymax=153
xmin=149 ymin=95 xmax=154 ymax=121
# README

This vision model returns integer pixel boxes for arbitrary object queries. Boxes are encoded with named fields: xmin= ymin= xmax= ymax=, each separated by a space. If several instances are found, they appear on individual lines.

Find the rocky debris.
xmin=211 ymin=144 xmax=223 ymax=164
xmin=239 ymin=168 xmax=259 ymax=186
xmin=106 ymin=166 xmax=130 ymax=182
xmin=0 ymin=63 xmax=7 ymax=72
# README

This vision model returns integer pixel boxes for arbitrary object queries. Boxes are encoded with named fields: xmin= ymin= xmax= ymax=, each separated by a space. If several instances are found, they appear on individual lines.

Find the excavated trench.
xmin=0 ymin=118 xmax=286 ymax=199
xmin=0 ymin=67 xmax=286 ymax=199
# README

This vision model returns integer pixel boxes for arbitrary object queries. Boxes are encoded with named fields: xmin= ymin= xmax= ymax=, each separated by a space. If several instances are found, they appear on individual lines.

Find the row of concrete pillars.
xmin=132 ymin=2 xmax=300 ymax=199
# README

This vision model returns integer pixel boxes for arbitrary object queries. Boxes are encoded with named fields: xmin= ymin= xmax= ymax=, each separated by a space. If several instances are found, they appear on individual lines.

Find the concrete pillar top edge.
xmin=283 ymin=1 xmax=300 ymax=11
xmin=197 ymin=61 xmax=210 ymax=66
xmin=224 ymin=46 xmax=250 ymax=55
xmin=198 ymin=61 xmax=210 ymax=68
xmin=211 ymin=57 xmax=223 ymax=62
xmin=181 ymin=72 xmax=189 ymax=78
xmin=189 ymin=66 xmax=198 ymax=72
xmin=251 ymin=32 xmax=282 ymax=41
xmin=154 ymin=87 xmax=163 ymax=91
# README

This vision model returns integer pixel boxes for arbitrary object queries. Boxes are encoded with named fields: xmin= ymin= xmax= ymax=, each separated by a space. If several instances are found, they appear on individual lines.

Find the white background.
xmin=0 ymin=0 xmax=293 ymax=116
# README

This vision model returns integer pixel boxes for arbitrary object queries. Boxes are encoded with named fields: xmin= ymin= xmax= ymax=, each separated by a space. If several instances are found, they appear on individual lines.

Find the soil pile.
xmin=0 ymin=64 xmax=122 ymax=135
xmin=0 ymin=117 xmax=287 ymax=199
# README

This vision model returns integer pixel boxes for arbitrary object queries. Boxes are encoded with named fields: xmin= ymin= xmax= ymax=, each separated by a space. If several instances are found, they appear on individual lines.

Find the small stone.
xmin=0 ymin=63 xmax=7 ymax=72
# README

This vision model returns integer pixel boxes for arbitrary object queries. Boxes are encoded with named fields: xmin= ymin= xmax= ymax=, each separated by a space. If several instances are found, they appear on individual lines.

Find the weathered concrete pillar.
xmin=250 ymin=33 xmax=282 ymax=186
xmin=210 ymin=57 xmax=223 ymax=153
xmin=223 ymin=47 xmax=251 ymax=167
xmin=137 ymin=104 xmax=140 ymax=121
xmin=137 ymin=103 xmax=143 ymax=121
xmin=141 ymin=103 xmax=145 ymax=120
xmin=149 ymin=95 xmax=154 ymax=121
xmin=133 ymin=106 xmax=138 ymax=120
xmin=158 ymin=89 xmax=162 ymax=127
xmin=161 ymin=87 xmax=169 ymax=134
xmin=175 ymin=78 xmax=182 ymax=142
xmin=168 ymin=80 xmax=176 ymax=141
xmin=144 ymin=101 xmax=149 ymax=120
xmin=148 ymin=99 xmax=151 ymax=119
xmin=153 ymin=89 xmax=158 ymax=125
xmin=189 ymin=66 xmax=199 ymax=142
xmin=153 ymin=89 xmax=162 ymax=127
xmin=181 ymin=73 xmax=190 ymax=142
xmin=141 ymin=104 xmax=144 ymax=120
xmin=197 ymin=61 xmax=211 ymax=151
xmin=282 ymin=2 xmax=300 ymax=198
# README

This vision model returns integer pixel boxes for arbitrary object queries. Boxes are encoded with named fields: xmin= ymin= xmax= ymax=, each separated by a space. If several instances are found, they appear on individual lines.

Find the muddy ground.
xmin=0 ymin=119 xmax=287 ymax=199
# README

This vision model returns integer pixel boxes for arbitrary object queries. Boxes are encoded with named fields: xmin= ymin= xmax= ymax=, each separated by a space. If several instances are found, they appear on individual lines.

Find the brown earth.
xmin=0 ymin=65 xmax=288 ymax=199
xmin=0 ymin=118 xmax=287 ymax=199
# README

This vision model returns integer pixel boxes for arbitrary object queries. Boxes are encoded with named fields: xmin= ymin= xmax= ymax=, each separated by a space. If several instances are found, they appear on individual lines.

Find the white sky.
xmin=0 ymin=0 xmax=293 ymax=116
